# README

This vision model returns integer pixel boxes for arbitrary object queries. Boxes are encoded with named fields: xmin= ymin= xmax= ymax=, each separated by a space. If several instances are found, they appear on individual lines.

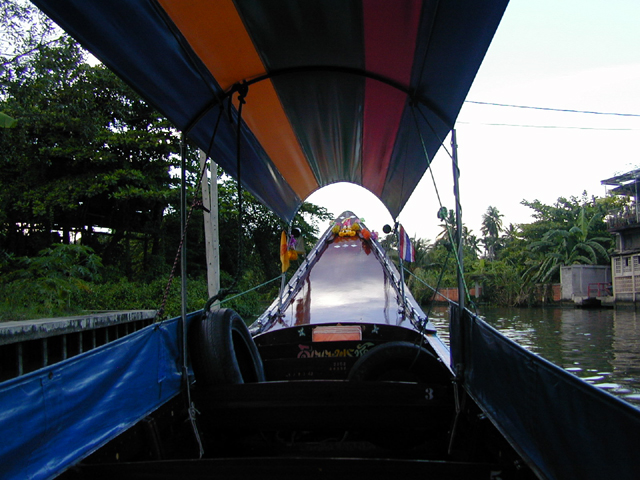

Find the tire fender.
xmin=189 ymin=308 xmax=265 ymax=385
xmin=348 ymin=341 xmax=436 ymax=383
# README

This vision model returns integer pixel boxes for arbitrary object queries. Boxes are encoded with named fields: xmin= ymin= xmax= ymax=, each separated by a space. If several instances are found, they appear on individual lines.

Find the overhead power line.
xmin=456 ymin=121 xmax=639 ymax=131
xmin=465 ymin=100 xmax=640 ymax=118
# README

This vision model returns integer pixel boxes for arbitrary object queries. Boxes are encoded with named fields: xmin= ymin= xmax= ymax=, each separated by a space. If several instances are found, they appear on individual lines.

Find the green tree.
xmin=215 ymin=174 xmax=333 ymax=283
xmin=519 ymin=192 xmax=611 ymax=243
xmin=0 ymin=38 xmax=180 ymax=270
xmin=402 ymin=217 xmax=480 ymax=305
xmin=4 ymin=243 xmax=103 ymax=315
xmin=525 ymin=205 xmax=611 ymax=283
xmin=0 ymin=2 xmax=338 ymax=319
xmin=1 ymin=0 xmax=64 ymax=78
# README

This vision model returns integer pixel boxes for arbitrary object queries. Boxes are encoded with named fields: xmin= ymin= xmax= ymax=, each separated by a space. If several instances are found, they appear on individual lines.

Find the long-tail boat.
xmin=3 ymin=1 xmax=640 ymax=478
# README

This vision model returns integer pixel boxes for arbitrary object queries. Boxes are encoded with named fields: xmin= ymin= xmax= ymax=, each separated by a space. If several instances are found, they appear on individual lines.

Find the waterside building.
xmin=602 ymin=169 xmax=640 ymax=304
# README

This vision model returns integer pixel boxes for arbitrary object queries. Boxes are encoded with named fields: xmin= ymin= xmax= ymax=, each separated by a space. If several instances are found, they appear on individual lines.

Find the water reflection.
xmin=428 ymin=305 xmax=640 ymax=408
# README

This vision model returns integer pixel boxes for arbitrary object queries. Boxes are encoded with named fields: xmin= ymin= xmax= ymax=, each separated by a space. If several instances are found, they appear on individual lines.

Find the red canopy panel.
xmin=31 ymin=0 xmax=509 ymax=223
xmin=362 ymin=0 xmax=422 ymax=196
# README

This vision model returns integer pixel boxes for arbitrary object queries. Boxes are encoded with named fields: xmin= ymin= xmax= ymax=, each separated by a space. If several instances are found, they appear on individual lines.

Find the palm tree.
xmin=501 ymin=223 xmax=520 ymax=242
xmin=481 ymin=206 xmax=504 ymax=260
xmin=463 ymin=228 xmax=482 ymax=258
xmin=436 ymin=208 xmax=456 ymax=244
xmin=410 ymin=237 xmax=432 ymax=269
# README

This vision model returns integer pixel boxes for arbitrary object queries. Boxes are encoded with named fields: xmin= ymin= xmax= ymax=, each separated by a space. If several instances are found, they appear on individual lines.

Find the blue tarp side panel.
xmin=0 ymin=315 xmax=189 ymax=480
xmin=450 ymin=306 xmax=640 ymax=480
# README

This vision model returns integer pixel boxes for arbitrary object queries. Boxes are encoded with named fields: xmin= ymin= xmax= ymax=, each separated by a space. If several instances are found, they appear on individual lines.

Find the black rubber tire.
xmin=189 ymin=308 xmax=265 ymax=385
xmin=347 ymin=341 xmax=436 ymax=383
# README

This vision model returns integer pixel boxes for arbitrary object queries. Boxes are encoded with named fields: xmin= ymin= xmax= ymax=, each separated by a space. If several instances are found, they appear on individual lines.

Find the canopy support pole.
xmin=180 ymin=134 xmax=188 ymax=336
xmin=450 ymin=128 xmax=468 ymax=383
xmin=180 ymin=134 xmax=205 ymax=458
xmin=395 ymin=222 xmax=408 ymax=318
xmin=452 ymin=129 xmax=464 ymax=315
xmin=448 ymin=128 xmax=467 ymax=453
xmin=278 ymin=273 xmax=286 ymax=317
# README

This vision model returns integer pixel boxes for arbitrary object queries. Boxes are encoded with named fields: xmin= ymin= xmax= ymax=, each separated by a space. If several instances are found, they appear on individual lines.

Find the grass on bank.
xmin=0 ymin=244 xmax=277 ymax=322
xmin=0 ymin=274 xmax=276 ymax=322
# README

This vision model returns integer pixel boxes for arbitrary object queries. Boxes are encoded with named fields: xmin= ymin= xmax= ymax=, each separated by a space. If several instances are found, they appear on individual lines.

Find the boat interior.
xmin=57 ymin=214 xmax=535 ymax=479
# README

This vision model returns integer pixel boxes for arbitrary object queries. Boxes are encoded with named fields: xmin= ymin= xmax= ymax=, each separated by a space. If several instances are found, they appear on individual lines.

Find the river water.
xmin=427 ymin=305 xmax=640 ymax=409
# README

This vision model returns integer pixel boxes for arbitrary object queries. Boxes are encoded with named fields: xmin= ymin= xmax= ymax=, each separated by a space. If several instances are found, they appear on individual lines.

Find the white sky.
xmin=308 ymin=0 xmax=640 ymax=242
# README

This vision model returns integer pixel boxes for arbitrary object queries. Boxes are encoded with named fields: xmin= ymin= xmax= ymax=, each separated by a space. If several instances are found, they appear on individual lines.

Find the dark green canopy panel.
xmin=30 ymin=0 xmax=508 ymax=222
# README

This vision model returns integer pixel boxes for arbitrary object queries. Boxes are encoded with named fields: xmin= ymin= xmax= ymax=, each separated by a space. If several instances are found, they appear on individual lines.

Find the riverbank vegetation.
xmin=0 ymin=6 xmax=332 ymax=320
xmin=402 ymin=194 xmax=620 ymax=307
xmin=0 ymin=4 xmax=623 ymax=319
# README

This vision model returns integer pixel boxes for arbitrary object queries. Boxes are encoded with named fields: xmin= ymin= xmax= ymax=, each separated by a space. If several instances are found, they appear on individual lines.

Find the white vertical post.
xmin=200 ymin=149 xmax=221 ymax=307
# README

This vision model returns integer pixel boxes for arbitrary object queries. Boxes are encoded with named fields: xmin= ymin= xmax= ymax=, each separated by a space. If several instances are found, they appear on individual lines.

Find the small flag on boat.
xmin=399 ymin=225 xmax=415 ymax=263
xmin=280 ymin=231 xmax=290 ymax=273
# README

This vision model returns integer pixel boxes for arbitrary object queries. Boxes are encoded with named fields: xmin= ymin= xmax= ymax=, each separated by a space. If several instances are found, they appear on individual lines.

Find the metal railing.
xmin=588 ymin=283 xmax=613 ymax=298
xmin=606 ymin=206 xmax=640 ymax=229
xmin=0 ymin=310 xmax=156 ymax=382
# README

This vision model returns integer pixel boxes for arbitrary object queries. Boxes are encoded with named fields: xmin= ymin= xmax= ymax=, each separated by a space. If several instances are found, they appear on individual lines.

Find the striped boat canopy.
xmin=31 ymin=0 xmax=509 ymax=223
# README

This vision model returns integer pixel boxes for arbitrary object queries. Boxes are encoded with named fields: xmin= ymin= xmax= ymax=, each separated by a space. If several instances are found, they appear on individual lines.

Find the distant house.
xmin=602 ymin=169 xmax=640 ymax=303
